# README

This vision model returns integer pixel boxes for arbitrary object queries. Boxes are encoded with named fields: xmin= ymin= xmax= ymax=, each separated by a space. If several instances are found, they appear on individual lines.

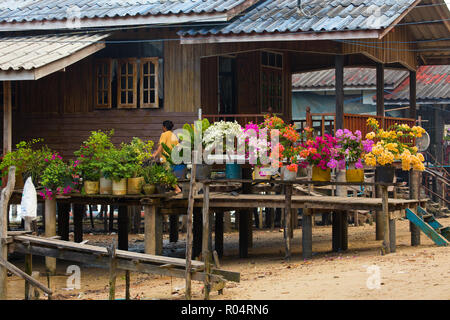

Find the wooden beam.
xmin=185 ymin=151 xmax=197 ymax=300
xmin=409 ymin=70 xmax=417 ymax=119
xmin=3 ymin=81 xmax=11 ymax=155
xmin=202 ymin=184 xmax=211 ymax=300
xmin=0 ymin=167 xmax=15 ymax=299
xmin=335 ymin=55 xmax=344 ymax=130
xmin=45 ymin=198 xmax=57 ymax=275
xmin=376 ymin=63 xmax=385 ymax=116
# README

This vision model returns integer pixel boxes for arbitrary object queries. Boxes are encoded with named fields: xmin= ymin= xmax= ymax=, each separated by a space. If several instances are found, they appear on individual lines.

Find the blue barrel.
xmin=226 ymin=163 xmax=242 ymax=179
xmin=171 ymin=164 xmax=187 ymax=179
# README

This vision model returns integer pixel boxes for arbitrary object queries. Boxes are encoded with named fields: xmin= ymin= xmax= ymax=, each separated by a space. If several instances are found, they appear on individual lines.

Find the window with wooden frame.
xmin=94 ymin=59 xmax=112 ymax=109
xmin=140 ymin=58 xmax=159 ymax=108
xmin=117 ymin=59 xmax=138 ymax=108
xmin=261 ymin=51 xmax=283 ymax=113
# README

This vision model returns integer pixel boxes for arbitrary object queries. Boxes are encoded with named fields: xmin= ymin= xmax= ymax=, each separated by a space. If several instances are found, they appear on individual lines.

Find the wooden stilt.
xmin=118 ymin=205 xmax=130 ymax=300
xmin=215 ymin=211 xmax=224 ymax=258
xmin=239 ymin=210 xmax=249 ymax=258
xmin=193 ymin=207 xmax=203 ymax=259
xmin=284 ymin=184 xmax=292 ymax=260
xmin=389 ymin=218 xmax=396 ymax=253
xmin=376 ymin=186 xmax=383 ymax=240
xmin=302 ymin=210 xmax=312 ymax=260
xmin=0 ymin=167 xmax=15 ymax=300
xmin=144 ymin=202 xmax=162 ymax=255
xmin=410 ymin=170 xmax=421 ymax=246
xmin=202 ymin=184 xmax=211 ymax=300
xmin=109 ymin=205 xmax=115 ymax=232
xmin=57 ymin=203 xmax=70 ymax=241
xmin=108 ymin=242 xmax=117 ymax=300
xmin=185 ymin=152 xmax=197 ymax=300
xmin=132 ymin=206 xmax=141 ymax=234
xmin=169 ymin=214 xmax=179 ymax=243
xmin=341 ymin=211 xmax=348 ymax=251
xmin=381 ymin=186 xmax=390 ymax=254
xmin=102 ymin=205 xmax=108 ymax=233
xmin=89 ymin=205 xmax=94 ymax=230
xmin=24 ymin=217 xmax=33 ymax=300
xmin=73 ymin=204 xmax=84 ymax=243
xmin=45 ymin=198 xmax=57 ymax=275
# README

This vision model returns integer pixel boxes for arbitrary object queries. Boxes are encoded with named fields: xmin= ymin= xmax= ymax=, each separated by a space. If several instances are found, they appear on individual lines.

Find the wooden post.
xmin=409 ymin=71 xmax=417 ymax=119
xmin=102 ymin=205 xmax=108 ymax=233
xmin=24 ymin=217 xmax=33 ymax=300
xmin=410 ymin=170 xmax=421 ymax=246
xmin=376 ymin=185 xmax=383 ymax=240
xmin=132 ymin=206 xmax=141 ymax=234
xmin=202 ymin=184 xmax=211 ymax=300
xmin=3 ymin=81 xmax=12 ymax=157
xmin=57 ymin=203 xmax=70 ymax=241
xmin=169 ymin=214 xmax=179 ymax=243
xmin=73 ymin=204 xmax=84 ymax=243
xmin=0 ymin=167 xmax=15 ymax=299
xmin=381 ymin=186 xmax=390 ymax=254
xmin=109 ymin=205 xmax=115 ymax=232
xmin=239 ymin=167 xmax=252 ymax=257
xmin=335 ymin=55 xmax=344 ymax=130
xmin=389 ymin=218 xmax=396 ymax=253
xmin=45 ymin=198 xmax=57 ymax=275
xmin=302 ymin=210 xmax=312 ymax=260
xmin=215 ymin=211 xmax=224 ymax=258
xmin=144 ymin=202 xmax=162 ymax=255
xmin=284 ymin=184 xmax=292 ymax=260
xmin=89 ymin=205 xmax=94 ymax=230
xmin=333 ymin=170 xmax=348 ymax=251
xmin=185 ymin=152 xmax=197 ymax=300
xmin=117 ymin=205 xmax=130 ymax=300
xmin=107 ymin=242 xmax=117 ymax=300
xmin=376 ymin=63 xmax=385 ymax=117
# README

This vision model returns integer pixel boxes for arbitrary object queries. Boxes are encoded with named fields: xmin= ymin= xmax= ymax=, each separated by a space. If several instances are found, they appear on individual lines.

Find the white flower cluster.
xmin=202 ymin=121 xmax=244 ymax=153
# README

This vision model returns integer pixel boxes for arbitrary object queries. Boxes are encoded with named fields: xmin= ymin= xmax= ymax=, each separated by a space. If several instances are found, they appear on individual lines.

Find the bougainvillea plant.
xmin=334 ymin=129 xmax=374 ymax=169
xmin=39 ymin=153 xmax=72 ymax=200
xmin=299 ymin=131 xmax=339 ymax=170
xmin=364 ymin=118 xmax=426 ymax=171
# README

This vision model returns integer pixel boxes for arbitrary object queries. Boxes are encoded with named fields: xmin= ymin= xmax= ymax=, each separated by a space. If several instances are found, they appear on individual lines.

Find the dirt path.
xmin=5 ymin=217 xmax=450 ymax=300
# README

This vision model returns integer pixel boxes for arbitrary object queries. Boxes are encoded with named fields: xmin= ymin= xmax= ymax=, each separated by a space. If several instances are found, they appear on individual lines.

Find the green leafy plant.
xmin=121 ymin=137 xmax=154 ymax=177
xmin=39 ymin=152 xmax=73 ymax=199
xmin=101 ymin=147 xmax=135 ymax=182
xmin=142 ymin=164 xmax=177 ymax=187
xmin=74 ymin=130 xmax=114 ymax=181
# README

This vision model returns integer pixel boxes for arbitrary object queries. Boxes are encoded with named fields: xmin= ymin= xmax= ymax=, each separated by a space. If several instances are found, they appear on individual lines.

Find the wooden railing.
xmin=294 ymin=108 xmax=416 ymax=138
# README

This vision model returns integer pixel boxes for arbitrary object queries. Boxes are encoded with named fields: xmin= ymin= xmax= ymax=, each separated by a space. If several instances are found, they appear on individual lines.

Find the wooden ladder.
xmin=405 ymin=206 xmax=450 ymax=246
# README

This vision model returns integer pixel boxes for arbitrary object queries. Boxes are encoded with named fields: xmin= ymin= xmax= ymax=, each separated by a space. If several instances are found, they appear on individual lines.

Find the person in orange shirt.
xmin=153 ymin=120 xmax=182 ymax=193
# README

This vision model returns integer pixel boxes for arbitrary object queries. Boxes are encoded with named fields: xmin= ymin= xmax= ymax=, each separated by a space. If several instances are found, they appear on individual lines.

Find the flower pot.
xmin=195 ymin=164 xmax=212 ymax=180
xmin=226 ymin=163 xmax=242 ymax=179
xmin=346 ymin=169 xmax=365 ymax=183
xmin=99 ymin=177 xmax=112 ymax=195
xmin=84 ymin=180 xmax=99 ymax=195
xmin=127 ymin=177 xmax=144 ymax=195
xmin=281 ymin=166 xmax=297 ymax=181
xmin=312 ymin=166 xmax=331 ymax=182
xmin=375 ymin=166 xmax=395 ymax=183
xmin=142 ymin=184 xmax=156 ymax=195
xmin=172 ymin=164 xmax=187 ymax=179
xmin=253 ymin=165 xmax=273 ymax=180
xmin=112 ymin=179 xmax=127 ymax=196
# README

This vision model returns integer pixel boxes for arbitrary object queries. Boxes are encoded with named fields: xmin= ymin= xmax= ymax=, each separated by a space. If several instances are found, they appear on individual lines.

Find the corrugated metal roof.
xmin=0 ymin=33 xmax=108 ymax=71
xmin=385 ymin=65 xmax=450 ymax=104
xmin=0 ymin=0 xmax=247 ymax=23
xmin=292 ymin=68 xmax=409 ymax=91
xmin=180 ymin=0 xmax=417 ymax=36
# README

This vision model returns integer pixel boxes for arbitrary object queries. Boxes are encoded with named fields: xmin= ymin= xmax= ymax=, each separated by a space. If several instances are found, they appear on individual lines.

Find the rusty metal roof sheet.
xmin=292 ymin=68 xmax=409 ymax=91
xmin=180 ymin=0 xmax=417 ymax=36
xmin=0 ymin=0 xmax=247 ymax=23
xmin=385 ymin=65 xmax=450 ymax=104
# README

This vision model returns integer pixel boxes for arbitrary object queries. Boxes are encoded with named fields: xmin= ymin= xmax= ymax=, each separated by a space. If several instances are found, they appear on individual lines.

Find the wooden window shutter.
xmin=117 ymin=58 xmax=138 ymax=109
xmin=94 ymin=59 xmax=112 ymax=109
xmin=140 ymin=58 xmax=159 ymax=108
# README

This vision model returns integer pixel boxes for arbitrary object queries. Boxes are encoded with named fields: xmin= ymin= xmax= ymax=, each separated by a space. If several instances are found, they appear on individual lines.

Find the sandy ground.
xmin=5 ymin=217 xmax=450 ymax=300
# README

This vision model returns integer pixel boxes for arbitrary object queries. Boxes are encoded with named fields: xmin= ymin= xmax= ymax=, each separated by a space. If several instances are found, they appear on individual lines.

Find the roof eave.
xmin=180 ymin=29 xmax=382 ymax=44
xmin=0 ymin=13 xmax=229 ymax=32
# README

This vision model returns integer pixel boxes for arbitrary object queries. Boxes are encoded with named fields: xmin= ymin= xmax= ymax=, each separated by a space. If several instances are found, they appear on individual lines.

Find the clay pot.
xmin=112 ymin=178 xmax=127 ymax=195
xmin=84 ymin=180 xmax=99 ymax=195
xmin=127 ymin=177 xmax=144 ymax=195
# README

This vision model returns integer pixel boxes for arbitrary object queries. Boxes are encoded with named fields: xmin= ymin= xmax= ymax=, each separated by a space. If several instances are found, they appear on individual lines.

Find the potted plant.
xmin=178 ymin=119 xmax=212 ymax=180
xmin=299 ymin=131 xmax=338 ymax=182
xmin=334 ymin=129 xmax=374 ymax=182
xmin=364 ymin=118 xmax=426 ymax=183
xmin=202 ymin=120 xmax=245 ymax=179
xmin=0 ymin=139 xmax=49 ymax=189
xmin=143 ymin=164 xmax=177 ymax=194
xmin=75 ymin=130 xmax=114 ymax=195
xmin=39 ymin=152 xmax=73 ymax=200
xmin=122 ymin=138 xmax=154 ymax=194
xmin=142 ymin=164 xmax=159 ymax=195
xmin=102 ymin=147 xmax=134 ymax=195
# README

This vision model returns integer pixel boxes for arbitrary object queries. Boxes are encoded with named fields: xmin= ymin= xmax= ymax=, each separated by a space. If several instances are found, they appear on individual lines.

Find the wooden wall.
xmin=236 ymin=51 xmax=260 ymax=115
